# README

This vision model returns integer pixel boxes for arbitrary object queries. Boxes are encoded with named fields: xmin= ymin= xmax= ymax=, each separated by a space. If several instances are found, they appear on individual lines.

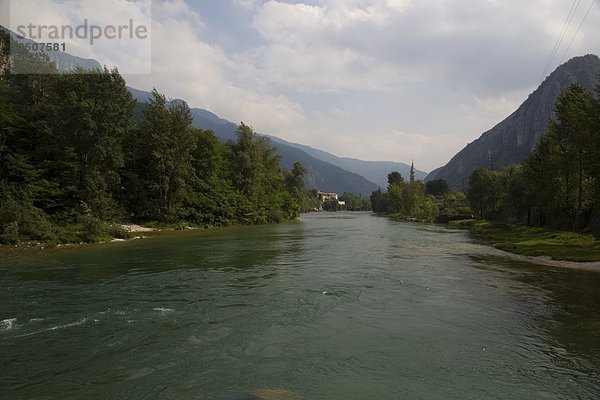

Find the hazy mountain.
xmin=1 ymin=26 xmax=102 ymax=72
xmin=129 ymin=87 xmax=379 ymax=194
xmin=268 ymin=136 xmax=428 ymax=189
xmin=2 ymin=29 xmax=401 ymax=195
xmin=186 ymin=107 xmax=379 ymax=195
xmin=427 ymin=54 xmax=600 ymax=188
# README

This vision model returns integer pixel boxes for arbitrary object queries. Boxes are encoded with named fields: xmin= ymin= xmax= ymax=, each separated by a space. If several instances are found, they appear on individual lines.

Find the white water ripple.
xmin=1 ymin=318 xmax=17 ymax=331
xmin=16 ymin=318 xmax=89 ymax=337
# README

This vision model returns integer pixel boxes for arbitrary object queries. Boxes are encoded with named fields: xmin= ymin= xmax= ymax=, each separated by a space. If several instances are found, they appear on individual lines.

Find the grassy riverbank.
xmin=451 ymin=220 xmax=600 ymax=262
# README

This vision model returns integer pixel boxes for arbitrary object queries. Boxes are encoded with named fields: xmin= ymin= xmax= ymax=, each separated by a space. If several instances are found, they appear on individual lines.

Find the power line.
xmin=558 ymin=0 xmax=596 ymax=64
xmin=539 ymin=0 xmax=581 ymax=85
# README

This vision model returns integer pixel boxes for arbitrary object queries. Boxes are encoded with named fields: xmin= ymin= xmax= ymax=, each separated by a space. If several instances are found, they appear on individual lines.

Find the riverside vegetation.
xmin=0 ymin=31 xmax=314 ymax=246
xmin=368 ymin=81 xmax=600 ymax=262
xmin=369 ymin=172 xmax=469 ymax=222
xmin=461 ymin=81 xmax=600 ymax=262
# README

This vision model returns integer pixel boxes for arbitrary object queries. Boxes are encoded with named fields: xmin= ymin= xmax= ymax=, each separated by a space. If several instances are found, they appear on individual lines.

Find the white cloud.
xmin=126 ymin=0 xmax=306 ymax=136
xmin=119 ymin=0 xmax=600 ymax=171
xmin=245 ymin=0 xmax=597 ymax=96
xmin=233 ymin=0 xmax=263 ymax=10
xmin=7 ymin=0 xmax=152 ymax=74
xmin=243 ymin=0 xmax=433 ymax=92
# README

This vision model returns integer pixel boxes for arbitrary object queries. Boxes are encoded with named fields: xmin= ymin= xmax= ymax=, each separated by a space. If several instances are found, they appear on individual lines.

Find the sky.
xmin=4 ymin=0 xmax=600 ymax=172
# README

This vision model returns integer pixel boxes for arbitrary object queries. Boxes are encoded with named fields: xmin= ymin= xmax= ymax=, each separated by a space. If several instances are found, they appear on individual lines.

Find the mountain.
xmin=2 ymin=29 xmax=395 ymax=195
xmin=186 ymin=106 xmax=379 ymax=194
xmin=128 ymin=87 xmax=379 ymax=194
xmin=427 ymin=54 xmax=600 ymax=188
xmin=1 ymin=26 xmax=102 ymax=72
xmin=268 ymin=136 xmax=428 ymax=189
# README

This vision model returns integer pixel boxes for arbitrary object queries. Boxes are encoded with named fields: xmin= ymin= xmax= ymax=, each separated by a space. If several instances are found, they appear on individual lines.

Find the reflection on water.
xmin=1 ymin=212 xmax=600 ymax=399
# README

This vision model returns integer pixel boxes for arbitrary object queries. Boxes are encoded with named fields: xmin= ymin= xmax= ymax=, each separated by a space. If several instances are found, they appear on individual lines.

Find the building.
xmin=317 ymin=191 xmax=339 ymax=202
xmin=317 ymin=191 xmax=346 ymax=210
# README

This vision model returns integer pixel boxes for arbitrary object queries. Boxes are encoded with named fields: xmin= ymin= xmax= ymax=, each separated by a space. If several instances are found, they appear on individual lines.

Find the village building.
xmin=317 ymin=191 xmax=346 ymax=210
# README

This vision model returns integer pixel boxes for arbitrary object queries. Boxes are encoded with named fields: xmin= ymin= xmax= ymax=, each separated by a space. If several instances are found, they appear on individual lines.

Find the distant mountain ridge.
xmin=427 ymin=54 xmax=600 ymax=188
xmin=129 ymin=87 xmax=422 ymax=191
xmin=128 ymin=87 xmax=380 ymax=194
xmin=268 ymin=136 xmax=427 ymax=189
xmin=4 ymin=28 xmax=420 ymax=195
xmin=187 ymin=107 xmax=380 ymax=195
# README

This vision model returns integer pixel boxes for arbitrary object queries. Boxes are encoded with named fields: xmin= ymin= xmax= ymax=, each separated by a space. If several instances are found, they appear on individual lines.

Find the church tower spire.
xmin=410 ymin=160 xmax=416 ymax=183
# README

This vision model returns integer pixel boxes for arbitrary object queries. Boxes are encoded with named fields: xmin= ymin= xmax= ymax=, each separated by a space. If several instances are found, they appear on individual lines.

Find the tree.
xmin=372 ymin=173 xmax=438 ymax=220
xmin=467 ymin=168 xmax=502 ymax=219
xmin=184 ymin=128 xmax=238 ymax=226
xmin=425 ymin=179 xmax=450 ymax=196
xmin=285 ymin=161 xmax=307 ymax=195
xmin=127 ymin=90 xmax=194 ymax=221
xmin=387 ymin=171 xmax=404 ymax=188
xmin=548 ymin=84 xmax=595 ymax=230
xmin=48 ymin=67 xmax=135 ymax=220
xmin=230 ymin=123 xmax=281 ymax=203
xmin=370 ymin=188 xmax=387 ymax=213
xmin=229 ymin=123 xmax=301 ymax=223
xmin=0 ymin=31 xmax=306 ymax=245
xmin=340 ymin=192 xmax=372 ymax=211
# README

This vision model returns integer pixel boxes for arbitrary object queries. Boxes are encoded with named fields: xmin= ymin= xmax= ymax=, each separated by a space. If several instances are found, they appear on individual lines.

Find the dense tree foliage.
xmin=285 ymin=163 xmax=320 ymax=212
xmin=467 ymin=83 xmax=600 ymax=232
xmin=0 ymin=34 xmax=306 ymax=245
xmin=340 ymin=192 xmax=371 ymax=211
xmin=425 ymin=179 xmax=450 ymax=196
xmin=370 ymin=172 xmax=438 ymax=220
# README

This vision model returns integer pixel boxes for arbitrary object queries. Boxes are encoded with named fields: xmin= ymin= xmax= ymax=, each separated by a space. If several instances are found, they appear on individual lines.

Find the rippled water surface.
xmin=1 ymin=212 xmax=600 ymax=399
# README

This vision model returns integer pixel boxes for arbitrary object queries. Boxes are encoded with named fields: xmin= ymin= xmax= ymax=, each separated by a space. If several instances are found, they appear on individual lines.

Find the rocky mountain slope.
xmin=427 ymin=54 xmax=600 ymax=188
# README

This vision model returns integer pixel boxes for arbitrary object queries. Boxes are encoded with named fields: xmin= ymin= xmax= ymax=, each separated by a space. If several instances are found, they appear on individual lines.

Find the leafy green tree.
xmin=229 ymin=123 xmax=301 ymax=223
xmin=387 ymin=171 xmax=404 ymax=188
xmin=437 ymin=191 xmax=470 ymax=216
xmin=340 ymin=192 xmax=371 ymax=211
xmin=372 ymin=174 xmax=438 ymax=220
xmin=127 ymin=90 xmax=194 ymax=221
xmin=284 ymin=161 xmax=318 ymax=212
xmin=0 ymin=34 xmax=63 ymax=242
xmin=48 ymin=67 xmax=134 ymax=220
xmin=322 ymin=199 xmax=340 ymax=212
xmin=496 ymin=164 xmax=530 ymax=223
xmin=467 ymin=168 xmax=502 ymax=219
xmin=0 ymin=32 xmax=306 ymax=245
xmin=425 ymin=179 xmax=450 ymax=196
xmin=548 ymin=84 xmax=595 ymax=229
xmin=183 ymin=128 xmax=239 ymax=226
xmin=284 ymin=161 xmax=306 ymax=193
xmin=231 ymin=123 xmax=281 ymax=204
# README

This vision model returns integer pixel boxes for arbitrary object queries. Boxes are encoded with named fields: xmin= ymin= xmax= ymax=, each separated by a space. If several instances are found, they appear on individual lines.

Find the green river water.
xmin=1 ymin=212 xmax=600 ymax=399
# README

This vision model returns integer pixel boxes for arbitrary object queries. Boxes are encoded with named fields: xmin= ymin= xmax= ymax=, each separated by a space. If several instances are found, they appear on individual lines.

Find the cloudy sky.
xmin=5 ymin=0 xmax=600 ymax=171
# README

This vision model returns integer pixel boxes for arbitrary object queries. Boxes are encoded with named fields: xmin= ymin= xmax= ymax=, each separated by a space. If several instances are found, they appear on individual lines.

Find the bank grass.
xmin=450 ymin=219 xmax=600 ymax=262
xmin=0 ymin=221 xmax=133 ymax=250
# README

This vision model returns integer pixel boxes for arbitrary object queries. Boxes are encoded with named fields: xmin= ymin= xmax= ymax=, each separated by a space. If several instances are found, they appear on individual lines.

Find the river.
xmin=1 ymin=212 xmax=600 ymax=399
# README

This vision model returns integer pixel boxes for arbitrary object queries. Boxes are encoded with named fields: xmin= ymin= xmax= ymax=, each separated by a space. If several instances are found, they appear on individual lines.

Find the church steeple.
xmin=410 ymin=160 xmax=416 ymax=182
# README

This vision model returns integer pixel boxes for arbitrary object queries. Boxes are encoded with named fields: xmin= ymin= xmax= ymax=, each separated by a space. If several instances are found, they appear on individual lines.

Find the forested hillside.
xmin=0 ymin=32 xmax=309 ymax=245
xmin=128 ymin=87 xmax=381 ymax=195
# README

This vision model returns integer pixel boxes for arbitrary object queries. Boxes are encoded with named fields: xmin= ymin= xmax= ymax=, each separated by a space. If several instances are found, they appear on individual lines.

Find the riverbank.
xmin=0 ymin=221 xmax=175 ymax=251
xmin=451 ymin=219 xmax=600 ymax=263
xmin=0 ymin=218 xmax=298 ymax=252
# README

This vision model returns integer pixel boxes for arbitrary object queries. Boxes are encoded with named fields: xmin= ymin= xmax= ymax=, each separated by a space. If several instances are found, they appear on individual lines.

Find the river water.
xmin=1 ymin=212 xmax=600 ymax=399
